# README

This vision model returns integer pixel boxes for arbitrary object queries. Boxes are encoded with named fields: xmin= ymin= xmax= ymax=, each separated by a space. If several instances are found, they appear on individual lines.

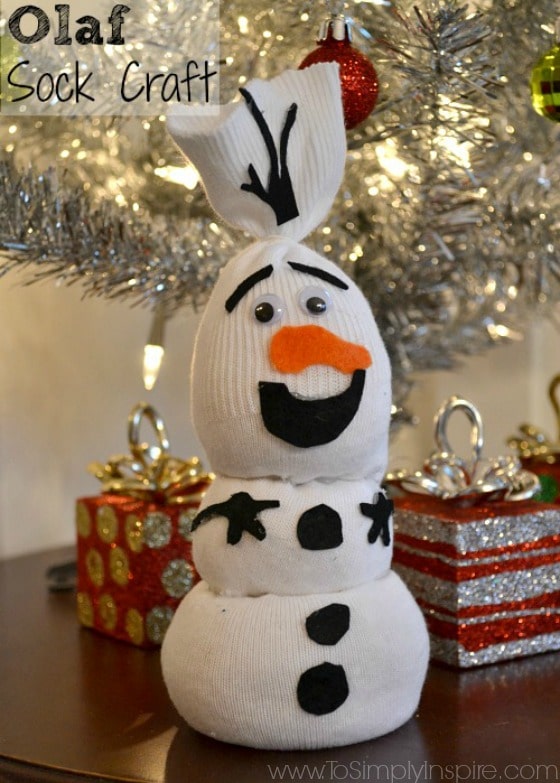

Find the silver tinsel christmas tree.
xmin=1 ymin=0 xmax=560 ymax=413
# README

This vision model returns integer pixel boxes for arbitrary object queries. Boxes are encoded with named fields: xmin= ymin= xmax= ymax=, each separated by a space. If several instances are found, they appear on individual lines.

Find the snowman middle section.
xmin=192 ymin=475 xmax=393 ymax=596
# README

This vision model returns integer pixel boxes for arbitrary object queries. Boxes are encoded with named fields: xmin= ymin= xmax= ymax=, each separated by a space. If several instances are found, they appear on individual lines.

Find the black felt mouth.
xmin=258 ymin=370 xmax=366 ymax=448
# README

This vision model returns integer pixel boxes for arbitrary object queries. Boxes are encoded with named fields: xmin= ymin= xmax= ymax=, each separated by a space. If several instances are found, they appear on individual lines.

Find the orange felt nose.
xmin=270 ymin=325 xmax=372 ymax=374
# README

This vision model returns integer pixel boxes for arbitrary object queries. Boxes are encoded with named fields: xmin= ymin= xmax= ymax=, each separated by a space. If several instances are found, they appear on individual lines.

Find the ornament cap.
xmin=318 ymin=15 xmax=352 ymax=44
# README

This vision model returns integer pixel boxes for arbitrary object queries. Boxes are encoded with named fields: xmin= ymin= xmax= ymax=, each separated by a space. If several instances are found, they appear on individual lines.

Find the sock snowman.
xmin=161 ymin=63 xmax=429 ymax=751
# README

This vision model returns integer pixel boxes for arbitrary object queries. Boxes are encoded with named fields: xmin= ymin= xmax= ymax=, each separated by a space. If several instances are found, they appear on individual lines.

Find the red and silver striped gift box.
xmin=393 ymin=494 xmax=560 ymax=668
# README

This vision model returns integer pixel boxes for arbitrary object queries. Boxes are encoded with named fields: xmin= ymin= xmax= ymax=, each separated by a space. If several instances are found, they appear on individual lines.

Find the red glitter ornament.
xmin=299 ymin=16 xmax=379 ymax=130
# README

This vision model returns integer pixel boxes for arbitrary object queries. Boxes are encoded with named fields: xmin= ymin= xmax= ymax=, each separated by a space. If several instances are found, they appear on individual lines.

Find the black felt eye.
xmin=253 ymin=294 xmax=284 ymax=324
xmin=299 ymin=286 xmax=332 ymax=317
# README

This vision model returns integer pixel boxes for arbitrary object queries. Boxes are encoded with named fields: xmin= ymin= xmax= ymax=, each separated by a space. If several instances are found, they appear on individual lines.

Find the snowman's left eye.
xmin=298 ymin=286 xmax=332 ymax=317
xmin=253 ymin=293 xmax=285 ymax=324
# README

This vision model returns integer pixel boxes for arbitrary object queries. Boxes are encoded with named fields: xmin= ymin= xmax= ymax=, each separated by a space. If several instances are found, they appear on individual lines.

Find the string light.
xmin=143 ymin=304 xmax=167 ymax=392
xmin=154 ymin=163 xmax=200 ymax=190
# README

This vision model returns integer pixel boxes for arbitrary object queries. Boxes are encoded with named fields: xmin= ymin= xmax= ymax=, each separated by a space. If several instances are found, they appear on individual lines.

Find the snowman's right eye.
xmin=253 ymin=294 xmax=285 ymax=324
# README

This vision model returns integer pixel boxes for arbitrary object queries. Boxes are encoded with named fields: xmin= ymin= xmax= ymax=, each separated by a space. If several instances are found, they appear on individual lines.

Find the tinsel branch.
xmin=0 ymin=162 xmax=235 ymax=313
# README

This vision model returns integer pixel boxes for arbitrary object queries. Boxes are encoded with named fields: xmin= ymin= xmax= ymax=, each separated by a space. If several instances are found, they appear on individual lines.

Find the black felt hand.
xmin=359 ymin=492 xmax=393 ymax=546
xmin=192 ymin=492 xmax=280 ymax=545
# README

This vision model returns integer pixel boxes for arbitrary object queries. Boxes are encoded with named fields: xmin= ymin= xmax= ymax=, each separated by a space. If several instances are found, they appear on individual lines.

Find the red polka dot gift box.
xmin=76 ymin=404 xmax=213 ymax=648
xmin=387 ymin=397 xmax=560 ymax=668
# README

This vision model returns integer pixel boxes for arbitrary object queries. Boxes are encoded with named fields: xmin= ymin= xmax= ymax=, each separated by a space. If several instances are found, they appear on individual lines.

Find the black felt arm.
xmin=359 ymin=492 xmax=393 ymax=546
xmin=192 ymin=491 xmax=280 ymax=545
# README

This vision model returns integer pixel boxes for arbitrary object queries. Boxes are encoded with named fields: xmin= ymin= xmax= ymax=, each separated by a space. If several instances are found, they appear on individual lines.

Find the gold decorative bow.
xmin=386 ymin=396 xmax=540 ymax=507
xmin=88 ymin=403 xmax=213 ymax=504
xmin=508 ymin=374 xmax=560 ymax=464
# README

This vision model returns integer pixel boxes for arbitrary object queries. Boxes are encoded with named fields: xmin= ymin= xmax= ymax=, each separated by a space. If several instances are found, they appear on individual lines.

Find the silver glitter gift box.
xmin=392 ymin=494 xmax=560 ymax=667
xmin=388 ymin=396 xmax=560 ymax=668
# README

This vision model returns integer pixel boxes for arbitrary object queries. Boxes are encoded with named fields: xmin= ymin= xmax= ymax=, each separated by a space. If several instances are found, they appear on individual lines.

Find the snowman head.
xmin=191 ymin=237 xmax=391 ymax=483
xmin=168 ymin=64 xmax=392 ymax=482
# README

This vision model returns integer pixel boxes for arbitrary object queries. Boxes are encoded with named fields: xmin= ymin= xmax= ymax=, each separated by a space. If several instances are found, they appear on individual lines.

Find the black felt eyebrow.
xmin=287 ymin=262 xmax=349 ymax=290
xmin=225 ymin=264 xmax=274 ymax=312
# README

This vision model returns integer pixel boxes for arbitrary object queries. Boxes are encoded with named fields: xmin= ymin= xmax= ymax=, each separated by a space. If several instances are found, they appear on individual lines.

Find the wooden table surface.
xmin=1 ymin=547 xmax=560 ymax=783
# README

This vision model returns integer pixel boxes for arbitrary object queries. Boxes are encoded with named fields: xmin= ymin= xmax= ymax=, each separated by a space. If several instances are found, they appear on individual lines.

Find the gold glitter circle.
xmin=76 ymin=502 xmax=92 ymax=538
xmin=86 ymin=549 xmax=104 ymax=587
xmin=125 ymin=514 xmax=144 ymax=553
xmin=99 ymin=593 xmax=117 ymax=631
xmin=125 ymin=608 xmax=144 ymax=645
xmin=96 ymin=505 xmax=118 ymax=544
xmin=109 ymin=546 xmax=130 ymax=586
xmin=77 ymin=592 xmax=94 ymax=627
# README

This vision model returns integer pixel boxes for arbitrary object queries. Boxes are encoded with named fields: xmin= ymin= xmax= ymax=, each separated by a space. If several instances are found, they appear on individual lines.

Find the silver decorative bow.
xmin=386 ymin=396 xmax=540 ymax=507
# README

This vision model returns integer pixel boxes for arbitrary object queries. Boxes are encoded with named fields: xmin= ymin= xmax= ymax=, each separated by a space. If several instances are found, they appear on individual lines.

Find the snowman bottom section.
xmin=161 ymin=572 xmax=429 ymax=750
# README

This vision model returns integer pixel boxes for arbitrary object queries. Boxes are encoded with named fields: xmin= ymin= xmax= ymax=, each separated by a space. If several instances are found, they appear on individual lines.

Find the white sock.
xmin=162 ymin=62 xmax=429 ymax=751
xmin=167 ymin=63 xmax=346 ymax=241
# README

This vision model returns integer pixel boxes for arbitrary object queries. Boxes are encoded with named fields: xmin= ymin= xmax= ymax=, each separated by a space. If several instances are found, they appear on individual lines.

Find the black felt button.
xmin=297 ymin=663 xmax=349 ymax=715
xmin=297 ymin=505 xmax=343 ymax=550
xmin=305 ymin=604 xmax=350 ymax=646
